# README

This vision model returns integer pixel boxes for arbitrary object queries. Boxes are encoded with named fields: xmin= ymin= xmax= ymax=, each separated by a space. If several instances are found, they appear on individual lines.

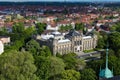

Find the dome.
xmin=99 ymin=67 xmax=113 ymax=78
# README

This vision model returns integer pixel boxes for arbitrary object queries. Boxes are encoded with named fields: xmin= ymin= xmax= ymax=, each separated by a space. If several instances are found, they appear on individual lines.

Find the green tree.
xmin=112 ymin=22 xmax=120 ymax=32
xmin=60 ymin=70 xmax=81 ymax=80
xmin=87 ymin=60 xmax=104 ymax=76
xmin=12 ymin=22 xmax=25 ymax=33
xmin=108 ymin=32 xmax=120 ymax=51
xmin=80 ymin=68 xmax=97 ymax=80
xmin=35 ymin=56 xmax=65 ymax=80
xmin=108 ymin=55 xmax=120 ymax=75
xmin=36 ymin=23 xmax=46 ymax=34
xmin=62 ymin=53 xmax=77 ymax=69
xmin=23 ymin=26 xmax=36 ymax=39
xmin=25 ymin=39 xmax=40 ymax=55
xmin=11 ymin=39 xmax=24 ymax=50
xmin=39 ymin=46 xmax=52 ymax=57
xmin=110 ymin=26 xmax=116 ymax=31
xmin=0 ymin=51 xmax=38 ymax=80
xmin=75 ymin=23 xmax=84 ymax=31
xmin=0 ymin=27 xmax=8 ymax=36
xmin=35 ymin=56 xmax=51 ymax=80
xmin=96 ymin=37 xmax=105 ymax=49
xmin=60 ymin=25 xmax=73 ymax=32
xmin=116 ymin=49 xmax=120 ymax=58
xmin=62 ymin=53 xmax=86 ymax=70
xmin=75 ymin=59 xmax=86 ymax=71
xmin=48 ymin=57 xmax=65 ymax=80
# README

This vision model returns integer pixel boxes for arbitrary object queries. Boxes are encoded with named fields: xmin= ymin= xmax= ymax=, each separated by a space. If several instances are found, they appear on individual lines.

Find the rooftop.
xmin=58 ymin=39 xmax=70 ymax=43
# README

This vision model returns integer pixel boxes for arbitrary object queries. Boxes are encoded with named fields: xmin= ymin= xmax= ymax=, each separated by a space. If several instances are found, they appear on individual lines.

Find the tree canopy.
xmin=0 ymin=51 xmax=38 ymax=80
xmin=60 ymin=70 xmax=81 ymax=80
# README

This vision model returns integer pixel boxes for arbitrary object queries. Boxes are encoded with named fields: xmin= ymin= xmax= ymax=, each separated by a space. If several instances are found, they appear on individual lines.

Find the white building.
xmin=0 ymin=40 xmax=4 ymax=55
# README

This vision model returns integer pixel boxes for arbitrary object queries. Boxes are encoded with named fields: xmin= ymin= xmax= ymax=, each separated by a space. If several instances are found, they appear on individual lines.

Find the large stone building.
xmin=36 ymin=29 xmax=97 ymax=55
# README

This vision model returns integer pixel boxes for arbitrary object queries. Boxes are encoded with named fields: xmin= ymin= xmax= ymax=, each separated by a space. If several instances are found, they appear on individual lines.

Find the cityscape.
xmin=0 ymin=0 xmax=120 ymax=80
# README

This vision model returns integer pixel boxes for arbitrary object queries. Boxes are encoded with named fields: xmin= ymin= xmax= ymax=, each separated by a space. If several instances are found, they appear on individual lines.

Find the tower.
xmin=99 ymin=43 xmax=113 ymax=79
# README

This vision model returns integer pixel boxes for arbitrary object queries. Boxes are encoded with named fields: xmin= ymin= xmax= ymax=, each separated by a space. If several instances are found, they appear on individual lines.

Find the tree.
xmin=39 ymin=46 xmax=52 ymax=57
xmin=0 ymin=51 xmax=38 ymax=80
xmin=107 ymin=55 xmax=120 ymax=75
xmin=110 ymin=26 xmax=116 ymax=31
xmin=36 ymin=23 xmax=46 ymax=34
xmin=62 ymin=53 xmax=86 ymax=70
xmin=0 ymin=27 xmax=8 ymax=36
xmin=25 ymin=39 xmax=40 ymax=55
xmin=116 ymin=49 xmax=120 ymax=58
xmin=60 ymin=70 xmax=81 ymax=80
xmin=75 ymin=23 xmax=84 ymax=31
xmin=48 ymin=57 xmax=65 ymax=80
xmin=35 ymin=56 xmax=65 ymax=80
xmin=35 ymin=56 xmax=51 ymax=80
xmin=60 ymin=25 xmax=73 ymax=32
xmin=23 ymin=26 xmax=36 ymax=39
xmin=99 ymin=31 xmax=108 ymax=42
xmin=11 ymin=39 xmax=24 ymax=51
xmin=75 ymin=59 xmax=86 ymax=71
xmin=112 ymin=22 xmax=120 ymax=32
xmin=108 ymin=32 xmax=120 ymax=51
xmin=80 ymin=68 xmax=97 ymax=80
xmin=12 ymin=22 xmax=25 ymax=33
xmin=87 ymin=60 xmax=104 ymax=76
xmin=62 ymin=53 xmax=77 ymax=70
xmin=96 ymin=37 xmax=105 ymax=49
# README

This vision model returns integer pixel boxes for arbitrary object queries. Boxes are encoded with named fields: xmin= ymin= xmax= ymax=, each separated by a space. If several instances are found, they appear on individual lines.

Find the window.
xmin=77 ymin=41 xmax=79 ymax=45
xmin=74 ymin=41 xmax=76 ymax=45
xmin=80 ymin=40 xmax=82 ymax=45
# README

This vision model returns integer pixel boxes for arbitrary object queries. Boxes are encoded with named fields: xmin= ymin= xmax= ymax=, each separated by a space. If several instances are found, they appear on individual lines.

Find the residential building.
xmin=0 ymin=36 xmax=10 ymax=44
xmin=0 ymin=40 xmax=4 ymax=55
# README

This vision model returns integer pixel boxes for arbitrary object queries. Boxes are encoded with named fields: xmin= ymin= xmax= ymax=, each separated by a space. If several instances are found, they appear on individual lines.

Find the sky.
xmin=0 ymin=0 xmax=120 ymax=2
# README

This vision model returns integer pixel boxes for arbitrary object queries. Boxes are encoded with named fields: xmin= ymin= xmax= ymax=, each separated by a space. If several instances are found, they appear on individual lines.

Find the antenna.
xmin=106 ymin=42 xmax=109 ymax=69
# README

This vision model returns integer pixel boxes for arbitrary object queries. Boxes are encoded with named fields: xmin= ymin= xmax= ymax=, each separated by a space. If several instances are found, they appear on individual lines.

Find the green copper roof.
xmin=99 ymin=67 xmax=113 ymax=78
xmin=99 ymin=45 xmax=113 ymax=78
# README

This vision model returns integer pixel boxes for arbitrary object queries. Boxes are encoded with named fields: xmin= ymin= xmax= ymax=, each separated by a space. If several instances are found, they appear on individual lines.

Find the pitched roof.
xmin=65 ymin=29 xmax=81 ymax=38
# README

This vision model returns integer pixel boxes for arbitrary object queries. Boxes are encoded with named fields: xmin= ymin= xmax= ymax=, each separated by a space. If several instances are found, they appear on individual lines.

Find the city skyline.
xmin=0 ymin=0 xmax=120 ymax=2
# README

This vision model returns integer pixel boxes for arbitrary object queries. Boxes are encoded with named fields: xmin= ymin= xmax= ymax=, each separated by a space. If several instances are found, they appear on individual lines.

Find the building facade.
xmin=37 ymin=29 xmax=97 ymax=55
xmin=0 ymin=36 xmax=10 ymax=55
xmin=0 ymin=40 xmax=4 ymax=55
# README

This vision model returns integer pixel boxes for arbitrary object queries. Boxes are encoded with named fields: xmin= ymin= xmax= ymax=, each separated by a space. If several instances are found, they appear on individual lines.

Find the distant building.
xmin=0 ymin=36 xmax=10 ymax=44
xmin=0 ymin=36 xmax=10 ymax=55
xmin=0 ymin=40 xmax=4 ymax=55
xmin=36 ymin=29 xmax=97 ymax=55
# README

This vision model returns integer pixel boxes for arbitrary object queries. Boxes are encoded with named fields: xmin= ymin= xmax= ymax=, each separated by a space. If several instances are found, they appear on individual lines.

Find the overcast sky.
xmin=0 ymin=0 xmax=120 ymax=2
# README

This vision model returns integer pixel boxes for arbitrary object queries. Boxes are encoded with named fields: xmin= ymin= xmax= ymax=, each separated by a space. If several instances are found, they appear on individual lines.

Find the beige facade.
xmin=38 ymin=29 xmax=97 ymax=55
xmin=0 ymin=37 xmax=10 ymax=44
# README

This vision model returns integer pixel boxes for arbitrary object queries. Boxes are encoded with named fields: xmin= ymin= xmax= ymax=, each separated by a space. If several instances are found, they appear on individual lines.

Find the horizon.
xmin=0 ymin=0 xmax=120 ymax=2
